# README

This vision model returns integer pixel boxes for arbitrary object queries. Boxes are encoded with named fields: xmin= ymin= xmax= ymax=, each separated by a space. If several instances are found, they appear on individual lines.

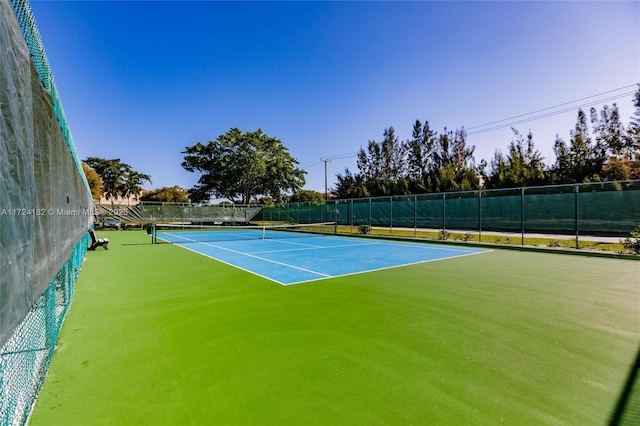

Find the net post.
xmin=151 ymin=223 xmax=156 ymax=244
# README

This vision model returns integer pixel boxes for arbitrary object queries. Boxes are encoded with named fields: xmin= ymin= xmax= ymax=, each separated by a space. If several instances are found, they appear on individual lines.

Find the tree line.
xmin=83 ymin=85 xmax=640 ymax=204
xmin=334 ymin=85 xmax=640 ymax=199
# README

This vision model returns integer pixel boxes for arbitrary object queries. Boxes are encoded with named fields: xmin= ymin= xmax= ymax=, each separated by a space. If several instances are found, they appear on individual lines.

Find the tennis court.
xmin=29 ymin=230 xmax=639 ymax=425
xmin=154 ymin=224 xmax=489 ymax=285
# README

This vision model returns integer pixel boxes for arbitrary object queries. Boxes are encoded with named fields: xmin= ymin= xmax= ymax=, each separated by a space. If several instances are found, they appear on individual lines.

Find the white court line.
xmin=159 ymin=232 xmax=491 ymax=286
xmin=163 ymin=242 xmax=289 ymax=285
xmin=372 ymin=239 xmax=491 ymax=254
xmin=284 ymin=250 xmax=491 ymax=286
xmin=253 ymin=241 xmax=383 ymax=255
xmin=262 ymin=234 xmax=489 ymax=256
xmin=161 ymin=232 xmax=332 ymax=279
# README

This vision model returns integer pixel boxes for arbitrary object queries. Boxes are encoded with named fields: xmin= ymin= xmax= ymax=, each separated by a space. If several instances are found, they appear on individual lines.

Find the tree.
xmin=354 ymin=127 xmax=407 ymax=197
xmin=182 ymin=128 xmax=305 ymax=204
xmin=624 ymin=85 xmax=640 ymax=178
xmin=431 ymin=127 xmax=478 ymax=192
xmin=121 ymin=170 xmax=152 ymax=205
xmin=551 ymin=109 xmax=601 ymax=183
xmin=140 ymin=186 xmax=190 ymax=203
xmin=551 ymin=134 xmax=571 ymax=183
xmin=591 ymin=104 xmax=625 ymax=157
xmin=82 ymin=162 xmax=103 ymax=200
xmin=602 ymin=157 xmax=631 ymax=181
xmin=357 ymin=127 xmax=405 ymax=182
xmin=83 ymin=157 xmax=151 ymax=203
xmin=570 ymin=109 xmax=599 ymax=181
xmin=485 ymin=129 xmax=546 ymax=188
xmin=625 ymin=84 xmax=640 ymax=157
xmin=406 ymin=120 xmax=437 ymax=192
xmin=333 ymin=168 xmax=368 ymax=199
xmin=290 ymin=189 xmax=325 ymax=203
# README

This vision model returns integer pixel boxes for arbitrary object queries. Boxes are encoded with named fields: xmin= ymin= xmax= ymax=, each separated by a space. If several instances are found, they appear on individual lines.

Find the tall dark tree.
xmin=551 ymin=135 xmax=571 ymax=183
xmin=406 ymin=120 xmax=437 ymax=192
xmin=431 ymin=127 xmax=478 ymax=192
xmin=333 ymin=168 xmax=368 ymax=199
xmin=570 ymin=109 xmax=594 ymax=180
xmin=626 ymin=84 xmax=640 ymax=156
xmin=182 ymin=128 xmax=305 ymax=204
xmin=591 ymin=104 xmax=626 ymax=157
xmin=355 ymin=127 xmax=407 ymax=196
xmin=551 ymin=109 xmax=601 ymax=183
xmin=624 ymin=85 xmax=640 ymax=178
xmin=485 ymin=129 xmax=546 ymax=189
xmin=380 ymin=127 xmax=406 ymax=181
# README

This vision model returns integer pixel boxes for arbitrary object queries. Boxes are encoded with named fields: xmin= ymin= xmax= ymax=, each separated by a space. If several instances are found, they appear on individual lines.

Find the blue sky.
xmin=29 ymin=1 xmax=640 ymax=196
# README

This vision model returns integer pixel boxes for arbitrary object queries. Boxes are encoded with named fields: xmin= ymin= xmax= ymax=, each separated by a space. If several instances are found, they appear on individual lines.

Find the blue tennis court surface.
xmin=157 ymin=231 xmax=489 ymax=285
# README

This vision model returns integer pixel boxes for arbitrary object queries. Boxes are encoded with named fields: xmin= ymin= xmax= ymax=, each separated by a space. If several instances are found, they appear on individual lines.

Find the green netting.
xmin=95 ymin=202 xmax=263 ymax=224
xmin=443 ymin=192 xmax=479 ymax=230
xmin=416 ymin=194 xmax=445 ymax=229
xmin=522 ymin=185 xmax=576 ymax=234
xmin=262 ymin=180 xmax=640 ymax=238
xmin=578 ymin=182 xmax=640 ymax=236
xmin=0 ymin=236 xmax=88 ymax=426
xmin=1 ymin=1 xmax=93 ymax=424
xmin=262 ymin=202 xmax=335 ymax=224
xmin=478 ymin=188 xmax=523 ymax=233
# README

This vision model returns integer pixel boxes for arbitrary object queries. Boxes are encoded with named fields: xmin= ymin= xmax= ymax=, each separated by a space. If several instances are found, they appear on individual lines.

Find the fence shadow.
xmin=609 ymin=343 xmax=640 ymax=425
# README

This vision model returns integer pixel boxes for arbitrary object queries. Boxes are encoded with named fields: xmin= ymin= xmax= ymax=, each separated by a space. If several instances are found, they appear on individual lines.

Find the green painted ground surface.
xmin=30 ymin=231 xmax=639 ymax=425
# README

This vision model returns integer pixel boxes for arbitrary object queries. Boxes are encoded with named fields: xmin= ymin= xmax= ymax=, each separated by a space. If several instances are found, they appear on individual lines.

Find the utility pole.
xmin=321 ymin=158 xmax=331 ymax=200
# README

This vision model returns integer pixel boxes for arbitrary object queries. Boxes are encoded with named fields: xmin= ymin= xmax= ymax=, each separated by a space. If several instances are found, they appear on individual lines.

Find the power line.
xmin=300 ymin=152 xmax=358 ymax=168
xmin=466 ymin=83 xmax=638 ymax=134
xmin=305 ymin=84 xmax=638 ymax=166
xmin=468 ymin=91 xmax=635 ymax=135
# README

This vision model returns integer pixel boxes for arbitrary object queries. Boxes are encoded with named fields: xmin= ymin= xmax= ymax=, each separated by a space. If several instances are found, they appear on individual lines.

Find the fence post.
xmin=478 ymin=191 xmax=482 ymax=243
xmin=390 ymin=197 xmax=393 ymax=236
xmin=442 ymin=193 xmax=446 ymax=234
xmin=414 ymin=194 xmax=417 ymax=238
xmin=350 ymin=199 xmax=353 ymax=234
xmin=521 ymin=187 xmax=525 ymax=245
xmin=575 ymin=184 xmax=580 ymax=249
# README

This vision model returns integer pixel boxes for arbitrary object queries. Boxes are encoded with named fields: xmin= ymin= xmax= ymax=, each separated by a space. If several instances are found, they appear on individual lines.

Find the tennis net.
xmin=152 ymin=222 xmax=336 ymax=244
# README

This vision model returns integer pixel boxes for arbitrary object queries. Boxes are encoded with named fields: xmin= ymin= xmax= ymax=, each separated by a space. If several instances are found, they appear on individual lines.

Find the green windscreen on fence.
xmin=1 ymin=1 xmax=93 ymax=425
xmin=93 ymin=202 xmax=263 ymax=225
xmin=262 ymin=180 xmax=640 ymax=237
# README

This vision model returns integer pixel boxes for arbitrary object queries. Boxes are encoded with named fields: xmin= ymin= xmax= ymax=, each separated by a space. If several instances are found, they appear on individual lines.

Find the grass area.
xmin=31 ymin=230 xmax=639 ymax=425
xmin=254 ymin=221 xmax=632 ymax=253
xmin=330 ymin=225 xmax=630 ymax=253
